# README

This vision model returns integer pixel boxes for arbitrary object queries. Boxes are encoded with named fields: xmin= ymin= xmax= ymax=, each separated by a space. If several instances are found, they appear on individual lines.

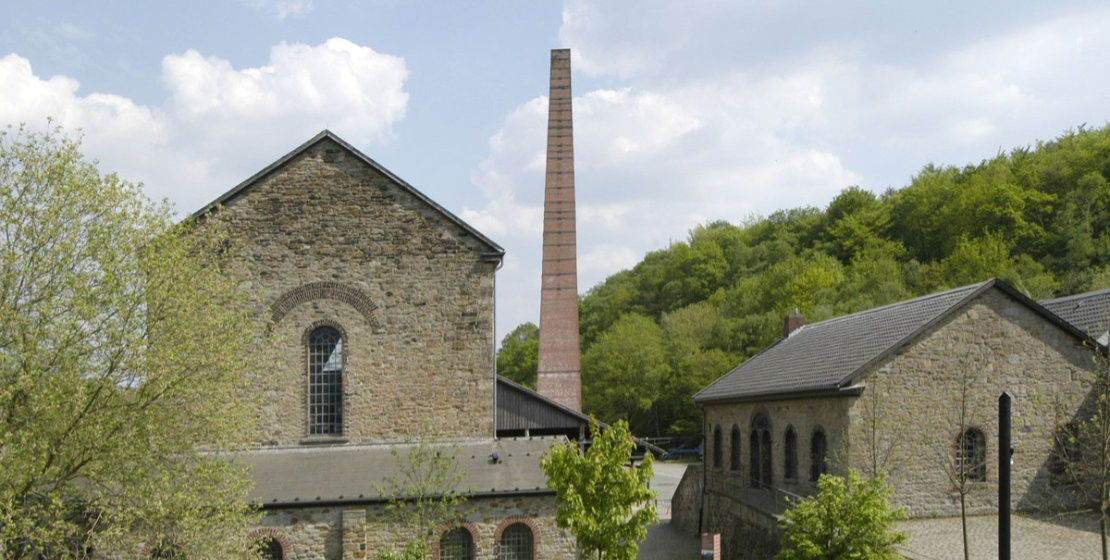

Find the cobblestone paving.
xmin=899 ymin=513 xmax=1101 ymax=560
xmin=638 ymin=462 xmax=701 ymax=560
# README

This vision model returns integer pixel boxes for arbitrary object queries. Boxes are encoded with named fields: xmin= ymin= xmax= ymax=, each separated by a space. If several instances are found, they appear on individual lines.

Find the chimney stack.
xmin=785 ymin=308 xmax=805 ymax=337
xmin=536 ymin=49 xmax=582 ymax=411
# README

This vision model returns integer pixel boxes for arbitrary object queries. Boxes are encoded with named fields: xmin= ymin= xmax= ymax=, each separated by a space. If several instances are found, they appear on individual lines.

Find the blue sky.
xmin=3 ymin=1 xmax=1110 ymax=343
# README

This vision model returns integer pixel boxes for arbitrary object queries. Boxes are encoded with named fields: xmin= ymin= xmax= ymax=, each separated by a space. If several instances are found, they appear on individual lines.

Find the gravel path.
xmin=899 ymin=512 xmax=1102 ymax=560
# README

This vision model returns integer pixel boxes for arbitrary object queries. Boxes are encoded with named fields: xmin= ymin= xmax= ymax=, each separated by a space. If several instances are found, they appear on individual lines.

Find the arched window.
xmin=784 ymin=426 xmax=798 ymax=480
xmin=308 ymin=326 xmax=343 ymax=435
xmin=440 ymin=527 xmax=474 ymax=560
xmin=256 ymin=536 xmax=284 ymax=560
xmin=499 ymin=523 xmax=534 ymax=560
xmin=810 ymin=429 xmax=827 ymax=482
xmin=956 ymin=428 xmax=986 ymax=482
xmin=749 ymin=414 xmax=771 ymax=488
xmin=712 ymin=425 xmax=723 ymax=469
xmin=730 ymin=425 xmax=741 ymax=473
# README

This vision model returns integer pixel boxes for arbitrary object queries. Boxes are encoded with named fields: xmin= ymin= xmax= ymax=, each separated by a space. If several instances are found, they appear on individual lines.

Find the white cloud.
xmin=0 ymin=38 xmax=408 ymax=213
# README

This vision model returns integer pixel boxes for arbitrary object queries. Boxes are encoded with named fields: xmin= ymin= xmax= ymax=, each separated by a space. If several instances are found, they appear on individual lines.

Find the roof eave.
xmin=695 ymin=385 xmax=863 ymax=407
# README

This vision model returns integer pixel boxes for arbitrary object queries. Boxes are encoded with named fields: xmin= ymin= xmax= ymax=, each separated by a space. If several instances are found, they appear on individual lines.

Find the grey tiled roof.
xmin=1041 ymin=288 xmax=1110 ymax=341
xmin=238 ymin=437 xmax=560 ymax=507
xmin=694 ymin=281 xmax=995 ymax=403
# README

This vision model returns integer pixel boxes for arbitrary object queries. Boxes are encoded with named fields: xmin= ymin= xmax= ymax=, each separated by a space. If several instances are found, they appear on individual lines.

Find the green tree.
xmin=0 ymin=124 xmax=266 ymax=557
xmin=777 ymin=470 xmax=907 ymax=560
xmin=376 ymin=430 xmax=471 ymax=560
xmin=581 ymin=314 xmax=670 ymax=436
xmin=541 ymin=418 xmax=657 ymax=560
xmin=497 ymin=322 xmax=539 ymax=388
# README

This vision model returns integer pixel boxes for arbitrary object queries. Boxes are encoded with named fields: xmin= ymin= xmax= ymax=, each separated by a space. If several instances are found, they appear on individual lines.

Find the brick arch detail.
xmin=271 ymin=281 xmax=381 ymax=328
xmin=246 ymin=528 xmax=291 ymax=559
xmin=433 ymin=521 xmax=481 ymax=560
xmin=494 ymin=517 xmax=541 ymax=560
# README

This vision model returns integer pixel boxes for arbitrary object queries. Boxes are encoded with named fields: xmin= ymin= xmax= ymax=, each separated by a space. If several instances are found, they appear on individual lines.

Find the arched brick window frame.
xmin=272 ymin=281 xmax=381 ymax=328
xmin=247 ymin=528 xmax=290 ymax=560
xmin=712 ymin=425 xmax=723 ymax=469
xmin=495 ymin=517 xmax=540 ymax=560
xmin=433 ymin=521 xmax=480 ymax=560
xmin=304 ymin=320 xmax=347 ymax=437
xmin=729 ymin=425 xmax=741 ymax=473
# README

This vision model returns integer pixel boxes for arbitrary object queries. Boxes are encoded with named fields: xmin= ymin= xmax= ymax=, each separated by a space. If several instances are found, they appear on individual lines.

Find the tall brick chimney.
xmin=536 ymin=49 xmax=582 ymax=411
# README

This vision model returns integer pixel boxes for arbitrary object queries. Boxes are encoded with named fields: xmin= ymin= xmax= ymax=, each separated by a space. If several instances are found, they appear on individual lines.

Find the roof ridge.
xmin=802 ymin=280 xmax=990 ymax=330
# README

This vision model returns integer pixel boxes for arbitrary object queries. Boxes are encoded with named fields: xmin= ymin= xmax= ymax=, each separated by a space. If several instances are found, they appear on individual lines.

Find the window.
xmin=499 ymin=523 xmax=534 ymax=560
xmin=440 ymin=527 xmax=474 ymax=560
xmin=730 ymin=425 xmax=741 ymax=473
xmin=257 ymin=537 xmax=284 ymax=560
xmin=712 ymin=425 xmax=723 ymax=469
xmin=784 ymin=426 xmax=797 ymax=480
xmin=810 ymin=429 xmax=827 ymax=482
xmin=308 ymin=326 xmax=343 ymax=435
xmin=749 ymin=413 xmax=771 ymax=488
xmin=956 ymin=428 xmax=986 ymax=482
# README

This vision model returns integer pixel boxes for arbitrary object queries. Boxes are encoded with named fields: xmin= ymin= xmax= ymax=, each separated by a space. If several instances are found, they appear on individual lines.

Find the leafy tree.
xmin=541 ymin=418 xmax=657 ymax=560
xmin=582 ymin=314 xmax=670 ymax=436
xmin=0 ymin=124 xmax=265 ymax=557
xmin=777 ymin=470 xmax=907 ymax=560
xmin=376 ymin=430 xmax=471 ymax=559
xmin=497 ymin=322 xmax=538 ymax=388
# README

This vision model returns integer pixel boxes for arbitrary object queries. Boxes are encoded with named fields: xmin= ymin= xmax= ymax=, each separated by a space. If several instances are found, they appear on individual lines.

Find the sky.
xmin=2 ymin=1 xmax=1110 ymax=344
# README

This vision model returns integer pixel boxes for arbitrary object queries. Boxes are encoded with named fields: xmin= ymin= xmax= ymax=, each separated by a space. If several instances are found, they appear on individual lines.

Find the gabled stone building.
xmin=693 ymin=279 xmax=1105 ymax=559
xmin=197 ymin=131 xmax=575 ymax=560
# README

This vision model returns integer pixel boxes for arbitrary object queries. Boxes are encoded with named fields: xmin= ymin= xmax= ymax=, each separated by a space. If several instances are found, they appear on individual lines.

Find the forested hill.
xmin=497 ymin=124 xmax=1110 ymax=437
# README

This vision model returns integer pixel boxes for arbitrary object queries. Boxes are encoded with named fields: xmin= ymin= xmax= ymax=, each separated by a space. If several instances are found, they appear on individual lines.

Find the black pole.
xmin=999 ymin=392 xmax=1012 ymax=560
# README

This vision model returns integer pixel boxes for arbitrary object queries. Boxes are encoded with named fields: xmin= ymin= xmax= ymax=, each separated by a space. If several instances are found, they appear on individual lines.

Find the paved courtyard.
xmin=899 ymin=512 xmax=1102 ymax=560
xmin=638 ymin=462 xmax=701 ymax=560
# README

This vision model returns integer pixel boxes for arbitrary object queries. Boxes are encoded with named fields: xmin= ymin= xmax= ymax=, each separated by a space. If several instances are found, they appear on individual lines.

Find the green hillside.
xmin=498 ymin=124 xmax=1110 ymax=437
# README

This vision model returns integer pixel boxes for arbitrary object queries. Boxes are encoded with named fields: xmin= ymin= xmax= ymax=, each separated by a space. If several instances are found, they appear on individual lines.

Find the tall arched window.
xmin=440 ymin=527 xmax=474 ymax=560
xmin=730 ymin=425 xmax=741 ymax=473
xmin=784 ymin=426 xmax=798 ymax=480
xmin=810 ymin=429 xmax=827 ymax=482
xmin=957 ymin=428 xmax=986 ymax=482
xmin=308 ymin=326 xmax=343 ymax=435
xmin=712 ymin=425 xmax=723 ymax=469
xmin=499 ymin=523 xmax=534 ymax=560
xmin=749 ymin=414 xmax=771 ymax=488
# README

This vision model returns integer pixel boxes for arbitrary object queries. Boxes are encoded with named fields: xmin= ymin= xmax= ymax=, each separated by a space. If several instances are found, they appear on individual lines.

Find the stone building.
xmin=196 ymin=131 xmax=576 ymax=560
xmin=692 ymin=279 xmax=1105 ymax=559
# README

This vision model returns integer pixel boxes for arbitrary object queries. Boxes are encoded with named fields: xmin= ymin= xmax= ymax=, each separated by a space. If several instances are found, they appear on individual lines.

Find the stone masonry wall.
xmin=701 ymin=287 xmax=1097 ymax=556
xmin=845 ymin=288 xmax=1095 ymax=517
xmin=208 ymin=138 xmax=498 ymax=444
xmin=257 ymin=495 xmax=575 ymax=560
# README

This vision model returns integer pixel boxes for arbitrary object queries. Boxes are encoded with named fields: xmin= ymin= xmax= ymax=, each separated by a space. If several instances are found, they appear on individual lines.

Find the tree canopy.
xmin=0 ymin=124 xmax=266 ymax=557
xmin=498 ymin=124 xmax=1110 ymax=437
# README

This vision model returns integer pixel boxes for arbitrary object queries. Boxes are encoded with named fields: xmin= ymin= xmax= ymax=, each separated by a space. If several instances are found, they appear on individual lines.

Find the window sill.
xmin=300 ymin=435 xmax=349 ymax=445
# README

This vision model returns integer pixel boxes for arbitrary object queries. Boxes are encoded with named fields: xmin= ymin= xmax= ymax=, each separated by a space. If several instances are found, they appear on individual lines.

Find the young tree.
xmin=375 ymin=431 xmax=471 ymax=560
xmin=777 ymin=469 xmax=907 ymax=560
xmin=0 ymin=124 xmax=266 ymax=558
xmin=541 ymin=418 xmax=657 ymax=560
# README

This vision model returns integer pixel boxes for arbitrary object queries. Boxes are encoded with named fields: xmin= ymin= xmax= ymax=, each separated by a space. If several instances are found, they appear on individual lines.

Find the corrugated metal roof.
xmin=239 ymin=437 xmax=561 ymax=507
xmin=497 ymin=377 xmax=589 ymax=432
